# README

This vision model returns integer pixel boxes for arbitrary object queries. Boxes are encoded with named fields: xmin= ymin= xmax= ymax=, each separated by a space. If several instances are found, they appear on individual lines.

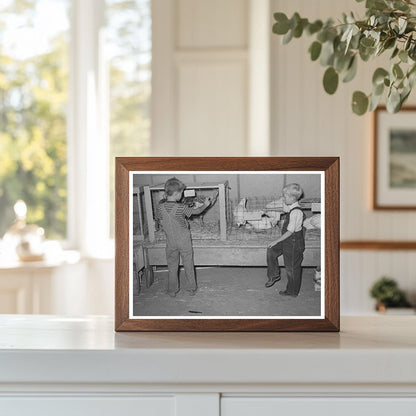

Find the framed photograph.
xmin=374 ymin=106 xmax=416 ymax=209
xmin=115 ymin=157 xmax=339 ymax=331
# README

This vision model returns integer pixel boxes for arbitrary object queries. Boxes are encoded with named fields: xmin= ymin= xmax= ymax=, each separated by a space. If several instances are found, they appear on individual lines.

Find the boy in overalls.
xmin=265 ymin=183 xmax=306 ymax=297
xmin=157 ymin=178 xmax=211 ymax=297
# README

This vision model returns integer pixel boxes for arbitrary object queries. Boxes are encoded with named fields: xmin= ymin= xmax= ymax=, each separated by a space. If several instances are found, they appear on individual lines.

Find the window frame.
xmin=67 ymin=0 xmax=112 ymax=257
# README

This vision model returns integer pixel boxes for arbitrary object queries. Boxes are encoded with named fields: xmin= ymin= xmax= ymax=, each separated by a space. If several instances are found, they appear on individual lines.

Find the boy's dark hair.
xmin=164 ymin=177 xmax=185 ymax=196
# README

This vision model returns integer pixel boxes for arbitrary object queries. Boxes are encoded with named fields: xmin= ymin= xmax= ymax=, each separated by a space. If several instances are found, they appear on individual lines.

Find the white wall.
xmin=270 ymin=0 xmax=416 ymax=313
xmin=152 ymin=0 xmax=258 ymax=156
xmin=54 ymin=0 xmax=416 ymax=316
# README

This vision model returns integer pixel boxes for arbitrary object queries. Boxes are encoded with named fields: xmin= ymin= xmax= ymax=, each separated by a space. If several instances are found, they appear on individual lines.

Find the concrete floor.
xmin=132 ymin=267 xmax=321 ymax=317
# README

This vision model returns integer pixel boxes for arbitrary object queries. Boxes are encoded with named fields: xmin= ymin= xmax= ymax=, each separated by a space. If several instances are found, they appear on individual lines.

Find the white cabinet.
xmin=1 ymin=397 xmax=175 ymax=416
xmin=222 ymin=398 xmax=416 ymax=416
xmin=1 ymin=316 xmax=416 ymax=415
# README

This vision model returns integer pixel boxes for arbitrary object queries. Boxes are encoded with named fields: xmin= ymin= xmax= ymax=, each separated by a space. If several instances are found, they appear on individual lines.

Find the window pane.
xmin=106 ymin=0 xmax=151 ymax=237
xmin=0 ymin=0 xmax=70 ymax=239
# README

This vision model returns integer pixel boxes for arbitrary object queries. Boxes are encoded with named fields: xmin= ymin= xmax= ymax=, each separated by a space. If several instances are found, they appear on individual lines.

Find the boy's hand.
xmin=268 ymin=240 xmax=279 ymax=248
xmin=204 ymin=197 xmax=211 ymax=206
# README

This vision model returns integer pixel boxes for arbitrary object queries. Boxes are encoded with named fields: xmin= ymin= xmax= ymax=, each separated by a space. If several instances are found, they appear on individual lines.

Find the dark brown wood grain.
xmin=341 ymin=240 xmax=416 ymax=250
xmin=115 ymin=157 xmax=340 ymax=332
xmin=373 ymin=106 xmax=416 ymax=210
xmin=115 ymin=159 xmax=130 ymax=330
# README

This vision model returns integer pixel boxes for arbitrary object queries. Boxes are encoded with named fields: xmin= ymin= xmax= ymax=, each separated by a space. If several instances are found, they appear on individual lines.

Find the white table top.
xmin=0 ymin=315 xmax=415 ymax=386
xmin=1 ymin=314 xmax=415 ymax=350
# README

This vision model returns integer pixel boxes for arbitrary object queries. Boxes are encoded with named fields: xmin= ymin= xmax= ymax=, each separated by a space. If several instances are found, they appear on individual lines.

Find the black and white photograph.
xmin=129 ymin=171 xmax=324 ymax=319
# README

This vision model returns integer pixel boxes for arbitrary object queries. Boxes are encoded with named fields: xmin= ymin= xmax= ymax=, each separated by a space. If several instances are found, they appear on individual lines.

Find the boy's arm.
xmin=268 ymin=209 xmax=303 ymax=248
xmin=186 ymin=198 xmax=211 ymax=216
xmin=268 ymin=230 xmax=293 ymax=248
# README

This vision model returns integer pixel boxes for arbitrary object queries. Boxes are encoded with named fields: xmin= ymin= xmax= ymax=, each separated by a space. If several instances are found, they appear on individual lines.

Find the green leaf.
xmin=293 ymin=18 xmax=307 ymax=38
xmin=309 ymin=41 xmax=322 ymax=61
xmin=352 ymin=91 xmax=369 ymax=115
xmin=282 ymin=29 xmax=293 ymax=44
xmin=342 ymin=56 xmax=357 ymax=83
xmin=323 ymin=67 xmax=339 ymax=94
xmin=350 ymin=33 xmax=361 ymax=49
xmin=369 ymin=92 xmax=383 ymax=111
xmin=383 ymin=37 xmax=396 ymax=50
xmin=393 ymin=63 xmax=404 ymax=79
xmin=372 ymin=68 xmax=389 ymax=86
xmin=290 ymin=13 xmax=301 ymax=30
xmin=408 ymin=67 xmax=416 ymax=88
xmin=342 ymin=25 xmax=359 ymax=53
xmin=334 ymin=52 xmax=351 ymax=72
xmin=409 ymin=45 xmax=416 ymax=61
xmin=374 ymin=82 xmax=385 ymax=96
xmin=273 ymin=13 xmax=290 ymax=35
xmin=360 ymin=37 xmax=375 ymax=48
xmin=393 ymin=0 xmax=410 ymax=11
xmin=399 ymin=49 xmax=408 ymax=63
xmin=307 ymin=20 xmax=323 ymax=35
xmin=320 ymin=40 xmax=335 ymax=66
xmin=408 ymin=63 xmax=416 ymax=78
xmin=391 ymin=47 xmax=399 ymax=59
xmin=366 ymin=0 xmax=388 ymax=10
xmin=359 ymin=44 xmax=375 ymax=61
xmin=400 ymin=87 xmax=411 ymax=106
xmin=386 ymin=87 xmax=401 ymax=112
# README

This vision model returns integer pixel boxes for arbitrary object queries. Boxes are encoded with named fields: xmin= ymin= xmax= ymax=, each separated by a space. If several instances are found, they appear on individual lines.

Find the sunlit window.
xmin=0 ymin=0 xmax=70 ymax=239
xmin=0 ymin=0 xmax=151 ymax=246
xmin=106 ymin=0 xmax=151 ymax=236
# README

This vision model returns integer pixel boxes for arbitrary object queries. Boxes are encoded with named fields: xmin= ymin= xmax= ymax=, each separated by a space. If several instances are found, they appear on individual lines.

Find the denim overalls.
xmin=159 ymin=202 xmax=197 ymax=295
xmin=267 ymin=207 xmax=306 ymax=296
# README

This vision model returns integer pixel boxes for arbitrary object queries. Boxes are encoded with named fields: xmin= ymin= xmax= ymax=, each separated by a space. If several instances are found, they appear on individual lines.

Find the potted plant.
xmin=369 ymin=276 xmax=413 ymax=313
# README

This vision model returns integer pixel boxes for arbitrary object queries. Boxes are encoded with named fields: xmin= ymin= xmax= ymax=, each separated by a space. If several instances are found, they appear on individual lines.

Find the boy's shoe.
xmin=279 ymin=290 xmax=297 ymax=298
xmin=265 ymin=276 xmax=281 ymax=288
xmin=168 ymin=290 xmax=179 ymax=298
xmin=186 ymin=287 xmax=198 ymax=296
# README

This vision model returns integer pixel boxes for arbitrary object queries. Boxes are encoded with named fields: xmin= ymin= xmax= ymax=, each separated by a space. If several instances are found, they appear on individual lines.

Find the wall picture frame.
xmin=373 ymin=106 xmax=416 ymax=210
xmin=115 ymin=157 xmax=339 ymax=332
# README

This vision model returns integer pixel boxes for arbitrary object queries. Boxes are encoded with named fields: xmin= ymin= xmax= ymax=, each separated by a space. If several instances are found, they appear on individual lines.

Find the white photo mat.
xmin=129 ymin=171 xmax=325 ymax=320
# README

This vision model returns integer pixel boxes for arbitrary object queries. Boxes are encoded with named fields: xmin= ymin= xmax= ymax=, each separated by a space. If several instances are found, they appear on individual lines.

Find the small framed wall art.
xmin=115 ymin=157 xmax=339 ymax=331
xmin=374 ymin=106 xmax=416 ymax=209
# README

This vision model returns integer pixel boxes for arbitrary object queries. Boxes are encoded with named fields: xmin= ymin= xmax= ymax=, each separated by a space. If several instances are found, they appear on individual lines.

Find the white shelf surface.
xmin=0 ymin=315 xmax=416 ymax=387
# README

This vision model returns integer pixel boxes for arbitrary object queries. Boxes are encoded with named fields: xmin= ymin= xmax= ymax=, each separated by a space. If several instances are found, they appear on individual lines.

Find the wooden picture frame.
xmin=115 ymin=157 xmax=339 ymax=331
xmin=373 ymin=106 xmax=416 ymax=210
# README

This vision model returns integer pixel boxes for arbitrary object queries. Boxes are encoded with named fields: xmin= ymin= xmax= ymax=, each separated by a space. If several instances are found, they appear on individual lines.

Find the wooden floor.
xmin=132 ymin=267 xmax=321 ymax=317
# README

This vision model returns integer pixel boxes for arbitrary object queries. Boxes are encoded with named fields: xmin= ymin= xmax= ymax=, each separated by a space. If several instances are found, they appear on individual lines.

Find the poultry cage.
xmin=132 ymin=181 xmax=321 ymax=290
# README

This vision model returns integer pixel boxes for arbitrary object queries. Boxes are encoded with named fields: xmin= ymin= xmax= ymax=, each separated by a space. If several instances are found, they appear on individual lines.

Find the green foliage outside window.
xmin=0 ymin=1 xmax=69 ymax=238
xmin=0 ymin=0 xmax=151 ymax=240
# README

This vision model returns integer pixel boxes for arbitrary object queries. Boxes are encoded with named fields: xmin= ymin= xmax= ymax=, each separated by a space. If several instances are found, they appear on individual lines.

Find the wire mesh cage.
xmin=142 ymin=184 xmax=286 ymax=243
xmin=134 ymin=180 xmax=321 ymax=245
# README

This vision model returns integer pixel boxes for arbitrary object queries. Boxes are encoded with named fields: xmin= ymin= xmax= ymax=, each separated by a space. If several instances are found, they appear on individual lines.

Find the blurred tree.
xmin=0 ymin=0 xmax=151 ymax=240
xmin=0 ymin=0 xmax=69 ymax=238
